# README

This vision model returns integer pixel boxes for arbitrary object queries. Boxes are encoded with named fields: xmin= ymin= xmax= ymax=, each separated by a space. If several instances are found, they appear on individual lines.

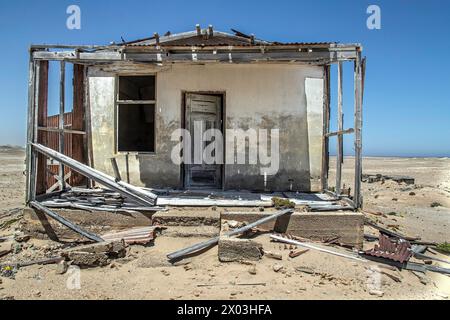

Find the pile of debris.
xmin=40 ymin=188 xmax=166 ymax=214
xmin=362 ymin=174 xmax=415 ymax=185
xmin=163 ymin=209 xmax=450 ymax=289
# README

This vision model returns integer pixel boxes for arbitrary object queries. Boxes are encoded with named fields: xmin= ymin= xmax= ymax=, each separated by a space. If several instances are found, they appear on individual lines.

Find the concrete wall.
xmin=88 ymin=63 xmax=324 ymax=191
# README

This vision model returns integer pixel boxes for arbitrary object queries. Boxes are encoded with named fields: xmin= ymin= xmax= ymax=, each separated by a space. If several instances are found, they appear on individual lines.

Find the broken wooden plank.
xmin=289 ymin=249 xmax=309 ymax=258
xmin=101 ymin=226 xmax=157 ymax=245
xmin=167 ymin=208 xmax=294 ymax=261
xmin=30 ymin=200 xmax=103 ymax=242
xmin=325 ymin=128 xmax=354 ymax=137
xmin=31 ymin=143 xmax=157 ymax=206
xmin=110 ymin=157 xmax=122 ymax=181
xmin=263 ymin=250 xmax=283 ymax=260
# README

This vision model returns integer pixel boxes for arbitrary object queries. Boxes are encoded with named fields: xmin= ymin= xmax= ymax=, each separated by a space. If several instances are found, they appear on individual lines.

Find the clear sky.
xmin=0 ymin=0 xmax=449 ymax=157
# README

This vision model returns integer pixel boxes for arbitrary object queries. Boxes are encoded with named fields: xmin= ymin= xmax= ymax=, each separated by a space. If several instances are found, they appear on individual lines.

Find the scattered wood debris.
xmin=263 ymin=250 xmax=282 ymax=260
xmin=289 ymin=249 xmax=309 ymax=258
xmin=362 ymin=174 xmax=415 ymax=185
xmin=101 ymin=226 xmax=158 ymax=245
xmin=271 ymin=234 xmax=365 ymax=262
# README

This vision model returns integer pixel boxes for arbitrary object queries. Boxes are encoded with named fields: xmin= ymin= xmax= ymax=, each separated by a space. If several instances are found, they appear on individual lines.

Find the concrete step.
xmin=152 ymin=209 xmax=220 ymax=227
xmin=160 ymin=225 xmax=219 ymax=238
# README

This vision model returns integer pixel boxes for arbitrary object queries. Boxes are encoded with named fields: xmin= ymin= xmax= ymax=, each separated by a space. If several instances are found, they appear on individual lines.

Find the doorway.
xmin=184 ymin=93 xmax=223 ymax=189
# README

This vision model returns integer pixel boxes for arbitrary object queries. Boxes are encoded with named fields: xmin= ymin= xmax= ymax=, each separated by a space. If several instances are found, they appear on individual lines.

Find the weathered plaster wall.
xmin=88 ymin=63 xmax=324 ymax=191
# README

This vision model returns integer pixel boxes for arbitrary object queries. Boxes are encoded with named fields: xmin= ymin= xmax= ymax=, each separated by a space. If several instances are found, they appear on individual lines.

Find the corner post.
xmin=336 ymin=61 xmax=344 ymax=195
xmin=25 ymin=50 xmax=37 ymax=203
xmin=353 ymin=51 xmax=363 ymax=208
xmin=321 ymin=65 xmax=331 ymax=192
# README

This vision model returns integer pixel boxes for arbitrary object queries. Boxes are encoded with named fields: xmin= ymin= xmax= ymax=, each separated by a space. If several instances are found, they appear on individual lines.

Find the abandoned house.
xmin=24 ymin=26 xmax=366 ymax=250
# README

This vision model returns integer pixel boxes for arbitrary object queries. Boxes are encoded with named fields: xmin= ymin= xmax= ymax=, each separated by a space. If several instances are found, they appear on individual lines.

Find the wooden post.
xmin=110 ymin=157 xmax=122 ymax=181
xmin=25 ymin=53 xmax=36 ymax=203
xmin=83 ymin=66 xmax=94 ymax=188
xmin=30 ymin=62 xmax=40 ymax=200
xmin=71 ymin=64 xmax=86 ymax=186
xmin=36 ymin=61 xmax=49 ymax=195
xmin=336 ymin=61 xmax=343 ymax=195
xmin=353 ymin=51 xmax=363 ymax=208
xmin=59 ymin=61 xmax=66 ymax=190
xmin=321 ymin=65 xmax=331 ymax=191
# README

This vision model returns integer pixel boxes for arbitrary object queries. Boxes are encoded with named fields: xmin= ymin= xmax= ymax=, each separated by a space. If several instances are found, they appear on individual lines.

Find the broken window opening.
xmin=118 ymin=75 xmax=156 ymax=101
xmin=118 ymin=104 xmax=155 ymax=152
xmin=117 ymin=75 xmax=156 ymax=153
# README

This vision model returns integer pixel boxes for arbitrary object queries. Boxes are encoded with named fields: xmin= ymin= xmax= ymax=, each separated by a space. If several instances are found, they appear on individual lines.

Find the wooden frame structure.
xmin=25 ymin=30 xmax=365 ymax=209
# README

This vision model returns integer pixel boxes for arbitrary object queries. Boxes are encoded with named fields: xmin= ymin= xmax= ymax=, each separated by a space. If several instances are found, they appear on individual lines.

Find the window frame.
xmin=114 ymin=74 xmax=157 ymax=154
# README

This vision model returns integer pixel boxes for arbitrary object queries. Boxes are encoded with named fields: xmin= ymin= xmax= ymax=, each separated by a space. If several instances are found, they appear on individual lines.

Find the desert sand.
xmin=0 ymin=147 xmax=449 ymax=300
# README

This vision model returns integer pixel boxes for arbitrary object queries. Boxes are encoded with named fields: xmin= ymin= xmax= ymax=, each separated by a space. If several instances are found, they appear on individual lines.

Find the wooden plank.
xmin=37 ymin=127 xmax=85 ymax=135
xmin=25 ymin=56 xmax=36 ymax=203
xmin=110 ymin=157 xmax=122 ymax=181
xmin=116 ymin=100 xmax=156 ymax=105
xmin=83 ymin=66 xmax=94 ymax=188
xmin=32 ymin=49 xmax=358 ymax=63
xmin=321 ymin=65 xmax=331 ymax=191
xmin=325 ymin=128 xmax=354 ymax=137
xmin=30 ymin=62 xmax=40 ymax=201
xmin=353 ymin=52 xmax=363 ymax=208
xmin=336 ymin=61 xmax=344 ymax=195
xmin=59 ymin=61 xmax=66 ymax=191
xmin=36 ymin=61 xmax=49 ymax=195
xmin=71 ymin=64 xmax=86 ymax=187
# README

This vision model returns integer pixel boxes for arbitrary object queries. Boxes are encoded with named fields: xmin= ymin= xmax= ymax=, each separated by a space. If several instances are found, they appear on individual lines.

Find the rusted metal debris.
xmin=364 ymin=234 xmax=412 ymax=263
xmin=101 ymin=226 xmax=158 ymax=245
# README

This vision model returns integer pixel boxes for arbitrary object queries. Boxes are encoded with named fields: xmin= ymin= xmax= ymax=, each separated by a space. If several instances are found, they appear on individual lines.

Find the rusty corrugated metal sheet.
xmin=125 ymin=30 xmax=334 ymax=48
xmin=364 ymin=234 xmax=413 ymax=263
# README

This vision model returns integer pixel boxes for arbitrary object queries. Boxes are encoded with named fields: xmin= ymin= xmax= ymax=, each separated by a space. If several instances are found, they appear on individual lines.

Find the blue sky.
xmin=0 ymin=0 xmax=449 ymax=156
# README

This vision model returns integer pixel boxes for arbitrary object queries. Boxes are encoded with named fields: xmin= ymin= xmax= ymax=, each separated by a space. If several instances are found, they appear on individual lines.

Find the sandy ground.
xmin=0 ymin=148 xmax=449 ymax=300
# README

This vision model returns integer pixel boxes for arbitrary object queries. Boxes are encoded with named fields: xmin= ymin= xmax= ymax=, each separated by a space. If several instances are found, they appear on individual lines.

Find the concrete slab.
xmin=218 ymin=237 xmax=263 ymax=262
xmin=161 ymin=226 xmax=219 ymax=238
xmin=221 ymin=210 xmax=364 ymax=248
xmin=152 ymin=209 xmax=220 ymax=227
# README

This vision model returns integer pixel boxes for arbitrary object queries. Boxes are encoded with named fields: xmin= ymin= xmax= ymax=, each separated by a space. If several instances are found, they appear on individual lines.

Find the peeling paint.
xmin=88 ymin=63 xmax=324 ymax=191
